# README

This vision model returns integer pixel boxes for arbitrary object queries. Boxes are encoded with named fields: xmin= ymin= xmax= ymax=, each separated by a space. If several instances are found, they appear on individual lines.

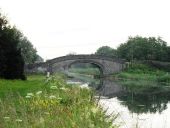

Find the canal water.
xmin=67 ymin=74 xmax=170 ymax=128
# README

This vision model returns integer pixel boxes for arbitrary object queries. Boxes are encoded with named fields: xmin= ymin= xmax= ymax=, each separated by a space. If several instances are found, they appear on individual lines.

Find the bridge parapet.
xmin=47 ymin=55 xmax=125 ymax=64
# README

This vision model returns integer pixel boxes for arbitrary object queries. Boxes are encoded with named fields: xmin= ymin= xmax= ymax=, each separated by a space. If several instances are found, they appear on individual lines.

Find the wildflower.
xmin=3 ymin=117 xmax=10 ymax=120
xmin=60 ymin=87 xmax=68 ymax=91
xmin=25 ymin=95 xmax=32 ymax=99
xmin=36 ymin=91 xmax=42 ymax=95
xmin=15 ymin=119 xmax=22 ymax=122
xmin=27 ymin=93 xmax=34 ymax=97
xmin=50 ymin=86 xmax=58 ymax=90
xmin=49 ymin=95 xmax=56 ymax=99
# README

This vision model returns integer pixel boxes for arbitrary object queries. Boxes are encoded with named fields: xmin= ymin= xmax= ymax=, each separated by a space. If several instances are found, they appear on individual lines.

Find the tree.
xmin=18 ymin=36 xmax=38 ymax=64
xmin=95 ymin=46 xmax=117 ymax=57
xmin=117 ymin=36 xmax=170 ymax=61
xmin=35 ymin=55 xmax=44 ymax=63
xmin=12 ymin=27 xmax=42 ymax=64
xmin=0 ymin=13 xmax=25 ymax=79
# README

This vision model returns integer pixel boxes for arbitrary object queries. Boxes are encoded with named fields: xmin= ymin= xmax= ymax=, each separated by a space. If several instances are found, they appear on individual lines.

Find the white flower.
xmin=25 ymin=95 xmax=31 ymax=98
xmin=36 ymin=91 xmax=42 ymax=95
xmin=50 ymin=86 xmax=58 ymax=90
xmin=49 ymin=95 xmax=56 ymax=99
xmin=15 ymin=119 xmax=22 ymax=122
xmin=27 ymin=93 xmax=34 ymax=97
xmin=60 ymin=87 xmax=68 ymax=91
xmin=3 ymin=117 xmax=10 ymax=120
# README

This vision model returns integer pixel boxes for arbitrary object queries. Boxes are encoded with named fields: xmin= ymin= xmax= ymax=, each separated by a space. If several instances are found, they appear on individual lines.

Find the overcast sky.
xmin=1 ymin=0 xmax=170 ymax=60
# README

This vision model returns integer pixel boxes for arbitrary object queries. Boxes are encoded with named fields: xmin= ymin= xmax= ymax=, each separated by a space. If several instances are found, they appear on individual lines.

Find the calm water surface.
xmin=67 ymin=75 xmax=170 ymax=128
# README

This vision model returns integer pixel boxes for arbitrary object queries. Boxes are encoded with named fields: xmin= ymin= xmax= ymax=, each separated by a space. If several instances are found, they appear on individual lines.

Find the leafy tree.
xmin=18 ymin=36 xmax=38 ymax=63
xmin=0 ymin=13 xmax=25 ymax=79
xmin=35 ymin=54 xmax=44 ymax=63
xmin=95 ymin=46 xmax=117 ymax=57
xmin=167 ymin=46 xmax=170 ymax=61
xmin=117 ymin=36 xmax=170 ymax=61
xmin=12 ymin=27 xmax=42 ymax=64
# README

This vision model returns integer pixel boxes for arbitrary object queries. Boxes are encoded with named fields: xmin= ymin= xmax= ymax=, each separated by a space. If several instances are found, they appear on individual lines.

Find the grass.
xmin=0 ymin=74 xmax=118 ymax=128
xmin=114 ymin=63 xmax=170 ymax=83
xmin=113 ymin=63 xmax=170 ymax=94
xmin=0 ymin=75 xmax=45 ymax=98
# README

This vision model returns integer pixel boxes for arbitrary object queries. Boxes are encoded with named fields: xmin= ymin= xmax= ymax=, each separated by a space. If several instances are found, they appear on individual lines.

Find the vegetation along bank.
xmin=0 ymin=75 xmax=119 ymax=128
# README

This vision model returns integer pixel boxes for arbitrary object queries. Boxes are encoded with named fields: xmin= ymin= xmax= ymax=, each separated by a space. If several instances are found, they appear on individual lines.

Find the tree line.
xmin=0 ymin=11 xmax=43 ymax=79
xmin=95 ymin=36 xmax=170 ymax=62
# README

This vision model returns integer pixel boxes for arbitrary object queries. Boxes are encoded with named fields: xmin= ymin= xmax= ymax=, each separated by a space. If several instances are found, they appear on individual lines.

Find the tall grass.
xmin=0 ymin=75 xmax=118 ymax=128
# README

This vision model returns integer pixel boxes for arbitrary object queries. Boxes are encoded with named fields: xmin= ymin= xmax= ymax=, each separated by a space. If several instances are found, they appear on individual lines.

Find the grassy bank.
xmin=0 ymin=75 xmax=118 ymax=128
xmin=116 ymin=64 xmax=170 ymax=82
xmin=114 ymin=63 xmax=170 ymax=94
xmin=0 ymin=75 xmax=45 ymax=98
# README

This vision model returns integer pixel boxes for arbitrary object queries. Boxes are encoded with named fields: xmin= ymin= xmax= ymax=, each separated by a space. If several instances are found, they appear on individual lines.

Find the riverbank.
xmin=0 ymin=75 xmax=118 ymax=128
xmin=113 ymin=63 xmax=170 ymax=94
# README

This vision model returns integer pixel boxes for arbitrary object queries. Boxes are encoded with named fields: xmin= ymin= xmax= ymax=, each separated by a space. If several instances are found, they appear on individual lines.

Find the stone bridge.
xmin=25 ymin=55 xmax=125 ymax=76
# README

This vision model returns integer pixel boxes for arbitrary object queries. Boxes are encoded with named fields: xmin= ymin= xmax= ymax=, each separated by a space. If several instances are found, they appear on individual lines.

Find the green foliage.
xmin=0 ymin=10 xmax=43 ymax=79
xmin=10 ymin=27 xmax=42 ymax=64
xmin=117 ymin=36 xmax=170 ymax=61
xmin=116 ymin=63 xmax=170 ymax=82
xmin=115 ymin=62 xmax=170 ymax=99
xmin=0 ymin=10 xmax=43 ymax=65
xmin=124 ymin=63 xmax=156 ymax=74
xmin=0 ymin=75 xmax=118 ymax=128
xmin=18 ymin=36 xmax=39 ymax=64
xmin=0 ymin=13 xmax=25 ymax=80
xmin=95 ymin=46 xmax=117 ymax=57
xmin=157 ymin=73 xmax=170 ymax=83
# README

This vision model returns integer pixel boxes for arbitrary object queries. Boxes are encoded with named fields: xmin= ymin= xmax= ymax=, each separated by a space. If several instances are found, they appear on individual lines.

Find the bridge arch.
xmin=47 ymin=55 xmax=125 ymax=76
xmin=67 ymin=60 xmax=104 ymax=75
xmin=25 ymin=55 xmax=125 ymax=76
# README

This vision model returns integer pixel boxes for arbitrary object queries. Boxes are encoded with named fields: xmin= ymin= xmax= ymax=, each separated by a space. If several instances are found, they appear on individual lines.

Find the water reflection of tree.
xmin=117 ymin=92 xmax=170 ymax=114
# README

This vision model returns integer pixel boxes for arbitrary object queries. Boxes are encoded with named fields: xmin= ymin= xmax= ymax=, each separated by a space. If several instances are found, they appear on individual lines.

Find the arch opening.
xmin=68 ymin=60 xmax=103 ymax=76
xmin=66 ymin=61 xmax=103 ymax=88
